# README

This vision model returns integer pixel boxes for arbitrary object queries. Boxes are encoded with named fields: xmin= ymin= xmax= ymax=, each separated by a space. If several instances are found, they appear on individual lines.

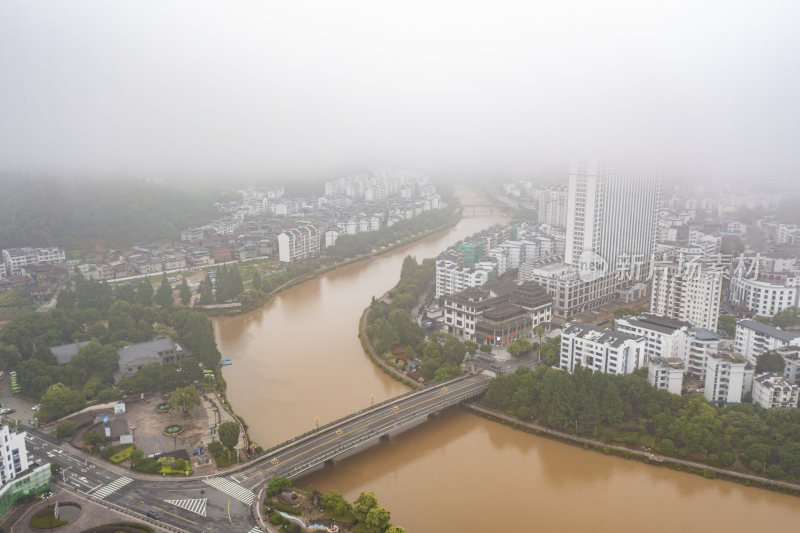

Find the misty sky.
xmin=1 ymin=1 xmax=798 ymax=184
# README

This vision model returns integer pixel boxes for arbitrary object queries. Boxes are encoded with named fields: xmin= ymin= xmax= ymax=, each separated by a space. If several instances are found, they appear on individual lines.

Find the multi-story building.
xmin=752 ymin=373 xmax=799 ymax=409
xmin=115 ymin=336 xmax=188 ymax=382
xmin=704 ymin=351 xmax=748 ymax=404
xmin=180 ymin=227 xmax=206 ymax=242
xmin=443 ymin=280 xmax=552 ymax=345
xmin=729 ymin=274 xmax=799 ymax=317
xmin=0 ymin=424 xmax=30 ymax=487
xmin=277 ymin=225 xmax=320 ymax=263
xmin=647 ymin=356 xmax=684 ymax=395
xmin=518 ymin=260 xmax=618 ymax=318
xmin=778 ymin=345 xmax=800 ymax=386
xmin=560 ymin=322 xmax=645 ymax=375
xmin=684 ymin=327 xmax=722 ymax=380
xmin=537 ymin=185 xmax=568 ymax=228
xmin=564 ymin=158 xmax=660 ymax=273
xmin=435 ymin=256 xmax=496 ymax=298
xmin=2 ymin=247 xmax=66 ymax=276
xmin=734 ymin=319 xmax=800 ymax=365
xmin=649 ymin=256 xmax=723 ymax=330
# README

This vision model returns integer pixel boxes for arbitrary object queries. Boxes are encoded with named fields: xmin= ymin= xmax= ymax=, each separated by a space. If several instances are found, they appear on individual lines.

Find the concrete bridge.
xmin=459 ymin=203 xmax=506 ymax=215
xmin=232 ymin=372 xmax=489 ymax=489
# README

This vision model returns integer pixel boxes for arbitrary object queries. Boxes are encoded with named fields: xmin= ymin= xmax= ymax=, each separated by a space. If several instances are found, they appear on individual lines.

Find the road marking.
xmin=202 ymin=477 xmax=254 ymax=505
xmin=165 ymin=487 xmax=207 ymax=491
xmin=242 ymin=377 xmax=488 ymax=481
xmin=152 ymin=505 xmax=199 ymax=526
xmin=227 ymin=499 xmax=231 ymax=523
xmin=165 ymin=497 xmax=207 ymax=517
xmin=90 ymin=476 xmax=133 ymax=498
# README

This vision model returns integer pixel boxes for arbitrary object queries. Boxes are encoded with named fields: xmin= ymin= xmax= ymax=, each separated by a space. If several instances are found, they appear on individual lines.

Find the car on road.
xmin=31 ymin=405 xmax=40 ymax=412
xmin=1 ymin=409 xmax=15 ymax=415
xmin=146 ymin=510 xmax=161 ymax=520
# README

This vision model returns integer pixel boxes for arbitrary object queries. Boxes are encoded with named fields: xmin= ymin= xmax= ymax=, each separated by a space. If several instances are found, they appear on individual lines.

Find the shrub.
xmin=30 ymin=507 xmax=68 ymax=529
xmin=173 ymin=458 xmax=186 ymax=471
xmin=56 ymin=420 xmax=76 ymax=440
xmin=267 ymin=477 xmax=292 ymax=497
xmin=208 ymin=441 xmax=223 ymax=455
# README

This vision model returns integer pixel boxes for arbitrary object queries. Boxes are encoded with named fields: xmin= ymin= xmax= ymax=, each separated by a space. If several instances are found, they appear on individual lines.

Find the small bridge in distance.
xmin=459 ymin=203 xmax=507 ymax=215
xmin=232 ymin=372 xmax=489 ymax=489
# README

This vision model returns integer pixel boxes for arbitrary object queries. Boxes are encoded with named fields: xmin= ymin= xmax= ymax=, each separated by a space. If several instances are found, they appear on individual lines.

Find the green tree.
xmin=218 ymin=421 xmax=240 ymax=450
xmin=252 ymin=272 xmax=262 ymax=292
xmin=365 ymin=506 xmax=391 ymax=533
xmin=321 ymin=490 xmax=351 ymax=517
xmin=385 ymin=528 xmax=406 ymax=533
xmin=39 ymin=383 xmax=85 ymax=421
xmin=755 ymin=351 xmax=785 ymax=374
xmin=717 ymin=315 xmax=736 ymax=339
xmin=353 ymin=491 xmax=378 ymax=523
xmin=658 ymin=438 xmax=675 ymax=455
xmin=772 ymin=307 xmax=800 ymax=329
xmin=267 ymin=476 xmax=292 ymax=497
xmin=136 ymin=279 xmax=154 ymax=306
xmin=56 ymin=419 xmax=76 ymax=440
xmin=154 ymin=274 xmax=174 ymax=308
xmin=84 ymin=429 xmax=105 ymax=447
xmin=169 ymin=385 xmax=201 ymax=416
xmin=199 ymin=274 xmax=214 ymax=305
xmin=479 ymin=344 xmax=492 ymax=353
xmin=463 ymin=340 xmax=479 ymax=357
xmin=179 ymin=278 xmax=192 ymax=306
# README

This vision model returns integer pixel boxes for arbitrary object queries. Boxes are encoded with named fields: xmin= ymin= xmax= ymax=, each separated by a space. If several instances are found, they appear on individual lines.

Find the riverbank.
xmin=202 ymin=219 xmax=459 ymax=318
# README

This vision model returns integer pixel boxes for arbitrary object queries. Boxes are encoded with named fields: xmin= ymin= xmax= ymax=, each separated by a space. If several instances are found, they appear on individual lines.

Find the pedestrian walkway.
xmin=203 ymin=476 xmax=254 ymax=505
xmin=89 ymin=475 xmax=132 ymax=499
xmin=164 ymin=497 xmax=207 ymax=517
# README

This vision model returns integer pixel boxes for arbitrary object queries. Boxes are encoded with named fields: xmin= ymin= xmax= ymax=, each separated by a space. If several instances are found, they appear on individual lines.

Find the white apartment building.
xmin=734 ymin=319 xmax=800 ymax=364
xmin=777 ymin=346 xmax=800 ymax=386
xmin=518 ymin=260 xmax=619 ymax=318
xmin=2 ymin=247 xmax=66 ymax=276
xmin=685 ymin=328 xmax=722 ymax=380
xmin=0 ymin=424 xmax=30 ymax=487
xmin=537 ymin=185 xmax=568 ymax=228
xmin=752 ymin=373 xmax=799 ymax=409
xmin=560 ymin=322 xmax=645 ymax=375
xmin=647 ymin=356 xmax=684 ymax=395
xmin=564 ymin=158 xmax=660 ymax=273
xmin=704 ymin=351 xmax=748 ymax=404
xmin=277 ymin=225 xmax=320 ymax=263
xmin=435 ymin=258 xmax=496 ymax=298
xmin=729 ymin=274 xmax=799 ymax=317
xmin=325 ymin=230 xmax=340 ymax=248
xmin=649 ymin=257 xmax=723 ymax=330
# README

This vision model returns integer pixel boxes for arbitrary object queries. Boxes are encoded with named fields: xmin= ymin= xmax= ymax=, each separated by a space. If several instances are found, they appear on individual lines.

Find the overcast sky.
xmin=1 ymin=1 xmax=798 ymax=185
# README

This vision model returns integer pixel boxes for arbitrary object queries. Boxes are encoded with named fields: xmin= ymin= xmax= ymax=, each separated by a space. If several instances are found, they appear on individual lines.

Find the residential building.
xmin=2 ymin=247 xmax=66 ymax=276
xmin=564 ymin=158 xmax=660 ymax=273
xmin=778 ymin=345 xmax=800 ymax=385
xmin=729 ymin=274 xmax=799 ymax=317
xmin=704 ymin=351 xmax=748 ymax=404
xmin=0 ymin=463 xmax=51 ymax=516
xmin=614 ymin=314 xmax=690 ymax=361
xmin=180 ymin=227 xmax=206 ymax=242
xmin=647 ymin=356 xmax=684 ymax=395
xmin=50 ymin=341 xmax=92 ymax=366
xmin=518 ymin=260 xmax=618 ymax=318
xmin=752 ymin=373 xmax=799 ymax=409
xmin=560 ymin=322 xmax=645 ymax=375
xmin=278 ymin=225 xmax=320 ymax=263
xmin=435 ymin=254 xmax=496 ymax=298
xmin=0 ymin=424 xmax=30 ymax=488
xmin=685 ymin=328 xmax=722 ymax=380
xmin=734 ymin=319 xmax=800 ymax=365
xmin=649 ymin=256 xmax=723 ymax=330
xmin=537 ymin=185 xmax=568 ymax=228
xmin=115 ymin=336 xmax=188 ymax=382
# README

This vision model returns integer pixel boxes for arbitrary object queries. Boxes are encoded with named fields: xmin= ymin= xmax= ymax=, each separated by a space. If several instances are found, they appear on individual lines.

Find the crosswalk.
xmin=90 ymin=476 xmax=132 ymax=499
xmin=247 ymin=528 xmax=262 ymax=533
xmin=203 ymin=477 xmax=254 ymax=506
xmin=165 ymin=497 xmax=207 ymax=517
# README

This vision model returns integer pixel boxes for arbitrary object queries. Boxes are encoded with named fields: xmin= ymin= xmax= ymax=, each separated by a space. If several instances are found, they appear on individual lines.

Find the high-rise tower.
xmin=565 ymin=158 xmax=660 ymax=273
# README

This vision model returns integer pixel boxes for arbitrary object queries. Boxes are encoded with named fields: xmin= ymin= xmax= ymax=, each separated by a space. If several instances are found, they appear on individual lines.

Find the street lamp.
xmin=209 ymin=424 xmax=216 ymax=442
xmin=336 ymin=429 xmax=343 ymax=447
xmin=213 ymin=406 xmax=219 ymax=424
xmin=441 ymin=386 xmax=448 ymax=409
xmin=370 ymin=394 xmax=375 ymax=408
xmin=392 ymin=405 xmax=399 ymax=423
xmin=129 ymin=425 xmax=136 ymax=448
xmin=314 ymin=416 xmax=320 ymax=432
xmin=172 ymin=432 xmax=178 ymax=450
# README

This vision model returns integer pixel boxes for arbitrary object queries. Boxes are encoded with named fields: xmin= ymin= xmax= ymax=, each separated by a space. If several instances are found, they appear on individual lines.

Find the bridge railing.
xmin=250 ymin=373 xmax=481 ymax=463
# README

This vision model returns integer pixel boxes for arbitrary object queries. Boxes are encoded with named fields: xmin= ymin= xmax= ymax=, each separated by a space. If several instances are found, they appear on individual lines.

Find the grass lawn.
xmin=109 ymin=446 xmax=134 ymax=464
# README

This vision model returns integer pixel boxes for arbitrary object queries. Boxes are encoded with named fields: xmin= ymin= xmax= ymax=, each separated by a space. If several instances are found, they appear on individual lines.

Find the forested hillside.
xmin=0 ymin=175 xmax=220 ymax=250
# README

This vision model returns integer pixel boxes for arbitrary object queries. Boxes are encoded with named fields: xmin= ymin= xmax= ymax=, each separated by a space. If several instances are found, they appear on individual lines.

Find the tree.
xmin=772 ymin=307 xmax=800 ymax=329
xmin=658 ymin=438 xmax=675 ymax=455
xmin=56 ymin=419 xmax=75 ymax=440
xmin=385 ymin=528 xmax=406 ymax=533
xmin=252 ymin=272 xmax=262 ymax=293
xmin=717 ymin=315 xmax=736 ymax=339
xmin=463 ymin=340 xmax=478 ymax=357
xmin=365 ymin=506 xmax=391 ymax=533
xmin=154 ymin=274 xmax=173 ymax=308
xmin=756 ymin=351 xmax=785 ymax=374
xmin=136 ymin=279 xmax=154 ymax=306
xmin=267 ymin=476 xmax=292 ymax=497
xmin=39 ymin=383 xmax=85 ymax=421
xmin=218 ymin=421 xmax=240 ymax=451
xmin=479 ymin=344 xmax=492 ymax=353
xmin=353 ymin=491 xmax=378 ymax=523
xmin=84 ymin=429 xmax=105 ymax=447
xmin=321 ymin=490 xmax=350 ymax=516
xmin=169 ymin=386 xmax=201 ymax=416
xmin=179 ymin=278 xmax=192 ymax=306
xmin=199 ymin=274 xmax=214 ymax=305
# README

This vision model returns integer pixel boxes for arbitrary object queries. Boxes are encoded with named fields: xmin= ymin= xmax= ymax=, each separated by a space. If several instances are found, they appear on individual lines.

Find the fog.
xmin=1 ymin=1 xmax=798 ymax=186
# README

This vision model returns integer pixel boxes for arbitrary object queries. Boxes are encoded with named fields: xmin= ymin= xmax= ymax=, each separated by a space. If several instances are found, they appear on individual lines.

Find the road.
xmin=232 ymin=373 xmax=489 ymax=490
xmin=24 ymin=431 xmax=258 ymax=532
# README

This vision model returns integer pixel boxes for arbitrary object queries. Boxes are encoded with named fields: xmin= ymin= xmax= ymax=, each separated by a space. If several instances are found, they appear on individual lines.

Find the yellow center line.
xmin=243 ymin=377 xmax=486 ymax=481
xmin=153 ymin=505 xmax=199 ymax=525
xmin=228 ymin=499 xmax=232 ymax=523
xmin=165 ymin=488 xmax=207 ymax=491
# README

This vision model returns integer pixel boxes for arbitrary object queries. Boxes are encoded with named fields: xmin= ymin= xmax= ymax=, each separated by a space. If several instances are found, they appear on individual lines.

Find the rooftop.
xmin=564 ymin=321 xmax=642 ymax=348
xmin=738 ymin=320 xmax=798 ymax=342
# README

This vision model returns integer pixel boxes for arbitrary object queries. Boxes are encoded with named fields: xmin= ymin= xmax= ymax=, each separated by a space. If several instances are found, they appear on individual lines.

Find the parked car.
xmin=31 ymin=405 xmax=40 ymax=412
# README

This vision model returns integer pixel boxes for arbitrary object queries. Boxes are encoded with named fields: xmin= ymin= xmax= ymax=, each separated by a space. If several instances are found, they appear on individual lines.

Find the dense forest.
xmin=0 ymin=276 xmax=220 ymax=422
xmin=484 ymin=365 xmax=800 ymax=481
xmin=0 ymin=176 xmax=220 ymax=250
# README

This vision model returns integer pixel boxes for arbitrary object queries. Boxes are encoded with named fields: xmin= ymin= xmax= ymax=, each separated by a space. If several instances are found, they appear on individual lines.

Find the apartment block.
xmin=647 ymin=356 xmax=684 ymax=395
xmin=560 ymin=322 xmax=645 ymax=375
xmin=704 ymin=351 xmax=748 ymax=404
xmin=752 ymin=373 xmax=799 ymax=409
xmin=278 ymin=225 xmax=321 ymax=263
xmin=649 ymin=257 xmax=723 ymax=330
xmin=734 ymin=319 xmax=800 ymax=365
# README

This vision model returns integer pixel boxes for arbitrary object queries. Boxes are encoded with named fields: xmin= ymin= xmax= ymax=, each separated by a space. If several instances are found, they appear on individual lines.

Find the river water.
xmin=214 ymin=188 xmax=799 ymax=532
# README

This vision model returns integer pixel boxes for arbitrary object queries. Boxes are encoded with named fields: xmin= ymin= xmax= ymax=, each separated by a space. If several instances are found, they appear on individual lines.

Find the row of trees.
xmin=315 ymin=488 xmax=405 ymax=533
xmin=484 ymin=365 xmax=800 ymax=480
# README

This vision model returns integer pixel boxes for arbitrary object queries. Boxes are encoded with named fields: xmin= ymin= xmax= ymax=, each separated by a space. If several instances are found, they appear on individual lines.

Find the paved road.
xmin=24 ymin=431 xmax=257 ymax=532
xmin=233 ymin=373 xmax=489 ymax=490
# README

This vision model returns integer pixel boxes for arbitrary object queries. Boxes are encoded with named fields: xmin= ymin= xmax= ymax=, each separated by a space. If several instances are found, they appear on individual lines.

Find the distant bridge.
xmin=459 ymin=203 xmax=507 ymax=215
xmin=232 ymin=373 xmax=489 ymax=489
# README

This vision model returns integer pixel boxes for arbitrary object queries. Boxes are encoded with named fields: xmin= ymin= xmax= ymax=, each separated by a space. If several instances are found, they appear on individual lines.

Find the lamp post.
xmin=314 ymin=416 xmax=320 ymax=432
xmin=441 ymin=386 xmax=448 ymax=409
xmin=392 ymin=405 xmax=399 ymax=424
xmin=129 ymin=425 xmax=136 ymax=448
xmin=209 ymin=424 xmax=216 ymax=442
xmin=370 ymin=394 xmax=375 ymax=408
xmin=172 ymin=432 xmax=178 ymax=450
xmin=336 ymin=429 xmax=343 ymax=448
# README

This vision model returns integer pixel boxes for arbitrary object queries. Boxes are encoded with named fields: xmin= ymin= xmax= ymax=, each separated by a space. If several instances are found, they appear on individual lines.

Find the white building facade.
xmin=734 ymin=320 xmax=800 ymax=365
xmin=752 ymin=373 xmax=799 ymax=409
xmin=560 ymin=322 xmax=645 ymax=375
xmin=277 ymin=225 xmax=320 ymax=263
xmin=704 ymin=352 xmax=748 ymax=404
xmin=649 ymin=257 xmax=723 ymax=330
xmin=0 ymin=425 xmax=29 ymax=487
